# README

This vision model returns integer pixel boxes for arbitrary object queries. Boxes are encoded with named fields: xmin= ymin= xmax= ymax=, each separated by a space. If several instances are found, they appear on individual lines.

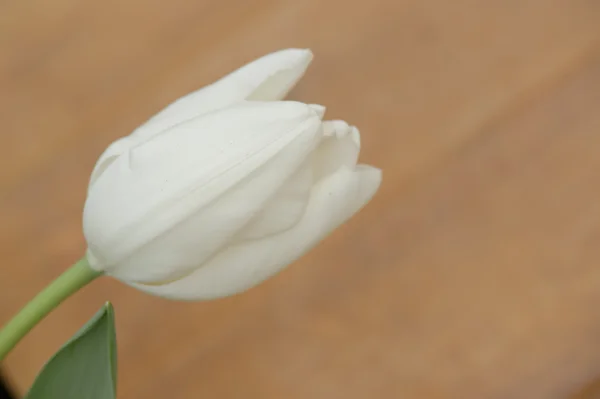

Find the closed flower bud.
xmin=83 ymin=49 xmax=381 ymax=300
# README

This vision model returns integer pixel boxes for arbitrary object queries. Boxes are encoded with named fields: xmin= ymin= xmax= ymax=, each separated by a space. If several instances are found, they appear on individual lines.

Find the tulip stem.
xmin=0 ymin=256 xmax=101 ymax=361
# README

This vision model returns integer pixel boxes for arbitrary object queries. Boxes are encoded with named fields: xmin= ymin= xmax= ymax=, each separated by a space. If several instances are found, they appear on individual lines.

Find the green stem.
xmin=0 ymin=256 xmax=101 ymax=361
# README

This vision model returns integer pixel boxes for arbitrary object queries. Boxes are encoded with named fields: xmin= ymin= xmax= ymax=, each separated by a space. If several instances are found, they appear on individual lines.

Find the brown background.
xmin=2 ymin=1 xmax=600 ymax=398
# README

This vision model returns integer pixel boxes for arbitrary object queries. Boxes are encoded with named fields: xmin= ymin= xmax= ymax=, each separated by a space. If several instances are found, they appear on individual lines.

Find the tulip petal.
xmin=132 ymin=49 xmax=313 ymax=141
xmin=238 ymin=160 xmax=313 ymax=240
xmin=105 ymin=134 xmax=316 ymax=283
xmin=238 ymin=121 xmax=361 ymax=240
xmin=127 ymin=165 xmax=382 ymax=300
xmin=88 ymin=49 xmax=313 ymax=185
xmin=312 ymin=121 xmax=361 ymax=181
xmin=88 ymin=136 xmax=132 ymax=189
xmin=84 ymin=101 xmax=322 ymax=279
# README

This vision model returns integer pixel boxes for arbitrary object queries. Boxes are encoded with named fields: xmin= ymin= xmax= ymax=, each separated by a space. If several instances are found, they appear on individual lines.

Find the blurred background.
xmin=1 ymin=0 xmax=600 ymax=398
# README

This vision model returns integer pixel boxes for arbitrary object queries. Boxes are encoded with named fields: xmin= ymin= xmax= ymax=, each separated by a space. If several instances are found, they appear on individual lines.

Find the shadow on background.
xmin=0 ymin=375 xmax=14 ymax=399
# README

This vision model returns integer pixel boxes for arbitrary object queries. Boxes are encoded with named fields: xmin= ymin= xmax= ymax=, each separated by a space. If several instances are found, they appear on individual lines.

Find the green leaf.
xmin=24 ymin=302 xmax=117 ymax=399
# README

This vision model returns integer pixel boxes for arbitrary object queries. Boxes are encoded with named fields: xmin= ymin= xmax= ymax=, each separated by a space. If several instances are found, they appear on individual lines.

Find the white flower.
xmin=83 ymin=49 xmax=381 ymax=300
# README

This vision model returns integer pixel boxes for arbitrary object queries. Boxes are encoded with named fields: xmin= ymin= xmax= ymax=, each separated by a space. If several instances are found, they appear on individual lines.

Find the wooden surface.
xmin=2 ymin=1 xmax=600 ymax=398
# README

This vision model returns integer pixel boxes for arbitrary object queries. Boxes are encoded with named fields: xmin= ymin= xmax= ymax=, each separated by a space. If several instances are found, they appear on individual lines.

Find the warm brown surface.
xmin=2 ymin=1 xmax=600 ymax=398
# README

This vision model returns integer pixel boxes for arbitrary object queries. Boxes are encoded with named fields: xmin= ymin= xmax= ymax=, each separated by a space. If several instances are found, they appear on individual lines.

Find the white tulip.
xmin=83 ymin=48 xmax=381 ymax=300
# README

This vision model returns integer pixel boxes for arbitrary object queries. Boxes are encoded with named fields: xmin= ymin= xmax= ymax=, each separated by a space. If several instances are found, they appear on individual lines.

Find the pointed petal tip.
xmin=281 ymin=48 xmax=314 ymax=62
xmin=294 ymin=48 xmax=314 ymax=70
xmin=300 ymin=48 xmax=314 ymax=62
xmin=309 ymin=104 xmax=326 ymax=118
xmin=243 ymin=48 xmax=315 ymax=102
xmin=266 ymin=48 xmax=313 ymax=70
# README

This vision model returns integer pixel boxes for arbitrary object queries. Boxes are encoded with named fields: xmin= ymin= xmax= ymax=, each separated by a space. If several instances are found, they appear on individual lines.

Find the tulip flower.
xmin=82 ymin=48 xmax=382 ymax=300
xmin=0 ymin=49 xmax=382 ymax=364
